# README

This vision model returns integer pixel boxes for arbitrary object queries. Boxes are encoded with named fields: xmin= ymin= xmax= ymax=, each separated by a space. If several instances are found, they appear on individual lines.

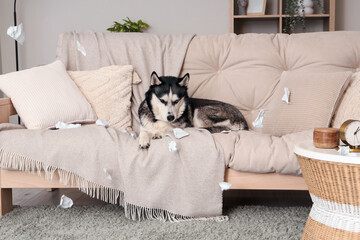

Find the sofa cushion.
xmin=182 ymin=32 xmax=360 ymax=135
xmin=332 ymin=72 xmax=360 ymax=128
xmin=0 ymin=60 xmax=96 ymax=129
xmin=68 ymin=65 xmax=141 ymax=130
xmin=261 ymin=71 xmax=352 ymax=136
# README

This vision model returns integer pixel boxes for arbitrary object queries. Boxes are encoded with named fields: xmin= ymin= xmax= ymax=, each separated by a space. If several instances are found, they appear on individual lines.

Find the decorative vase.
xmin=237 ymin=0 xmax=247 ymax=15
xmin=297 ymin=0 xmax=314 ymax=14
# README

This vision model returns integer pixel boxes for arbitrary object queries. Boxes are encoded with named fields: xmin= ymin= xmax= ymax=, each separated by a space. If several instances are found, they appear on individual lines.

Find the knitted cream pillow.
xmin=332 ymin=71 xmax=360 ymax=128
xmin=68 ymin=65 xmax=141 ymax=131
xmin=0 ymin=60 xmax=96 ymax=129
xmin=261 ymin=71 xmax=352 ymax=136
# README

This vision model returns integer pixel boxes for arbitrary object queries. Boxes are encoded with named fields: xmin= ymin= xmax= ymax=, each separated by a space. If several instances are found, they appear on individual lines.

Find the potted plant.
xmin=283 ymin=0 xmax=323 ymax=34
xmin=107 ymin=17 xmax=149 ymax=32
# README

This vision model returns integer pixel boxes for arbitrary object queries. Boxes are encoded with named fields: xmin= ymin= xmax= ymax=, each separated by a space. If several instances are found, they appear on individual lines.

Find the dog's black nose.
xmin=167 ymin=115 xmax=175 ymax=121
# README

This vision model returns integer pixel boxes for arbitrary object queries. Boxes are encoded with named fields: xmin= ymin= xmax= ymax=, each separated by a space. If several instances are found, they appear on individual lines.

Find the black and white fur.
xmin=138 ymin=72 xmax=248 ymax=149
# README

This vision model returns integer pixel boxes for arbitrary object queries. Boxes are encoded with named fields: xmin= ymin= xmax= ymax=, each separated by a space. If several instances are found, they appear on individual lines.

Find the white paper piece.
xmin=77 ymin=40 xmax=86 ymax=56
xmin=173 ymin=128 xmax=189 ymax=139
xmin=55 ymin=121 xmax=81 ymax=129
xmin=252 ymin=109 xmax=265 ymax=129
xmin=120 ymin=128 xmax=136 ymax=138
xmin=221 ymin=130 xmax=232 ymax=134
xmin=7 ymin=23 xmax=25 ymax=45
xmin=282 ymin=87 xmax=291 ymax=104
xmin=103 ymin=168 xmax=112 ymax=180
xmin=169 ymin=141 xmax=178 ymax=152
xmin=219 ymin=182 xmax=232 ymax=191
xmin=57 ymin=195 xmax=73 ymax=209
xmin=96 ymin=119 xmax=109 ymax=128
xmin=337 ymin=146 xmax=350 ymax=156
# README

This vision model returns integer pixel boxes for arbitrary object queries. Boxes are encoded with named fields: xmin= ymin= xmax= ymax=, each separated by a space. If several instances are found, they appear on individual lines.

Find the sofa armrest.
xmin=0 ymin=98 xmax=17 ymax=124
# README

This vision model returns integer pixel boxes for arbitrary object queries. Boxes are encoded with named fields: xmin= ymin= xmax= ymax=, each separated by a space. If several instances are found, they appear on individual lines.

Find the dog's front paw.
xmin=139 ymin=130 xmax=150 ymax=149
xmin=152 ymin=133 xmax=163 ymax=139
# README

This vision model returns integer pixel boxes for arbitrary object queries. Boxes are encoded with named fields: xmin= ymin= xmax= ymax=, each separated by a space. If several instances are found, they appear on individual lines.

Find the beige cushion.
xmin=332 ymin=72 xmax=360 ymax=128
xmin=181 ymin=32 xmax=360 ymax=135
xmin=261 ymin=71 xmax=352 ymax=136
xmin=68 ymin=65 xmax=141 ymax=130
xmin=0 ymin=60 xmax=96 ymax=129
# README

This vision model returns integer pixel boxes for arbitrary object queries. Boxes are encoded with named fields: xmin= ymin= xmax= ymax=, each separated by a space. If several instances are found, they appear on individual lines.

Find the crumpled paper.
xmin=120 ymin=128 xmax=136 ymax=138
xmin=338 ymin=146 xmax=350 ymax=155
xmin=219 ymin=182 xmax=232 ymax=191
xmin=57 ymin=195 xmax=73 ymax=209
xmin=77 ymin=40 xmax=86 ymax=56
xmin=7 ymin=23 xmax=25 ymax=45
xmin=96 ymin=119 xmax=109 ymax=128
xmin=173 ymin=128 xmax=189 ymax=139
xmin=55 ymin=121 xmax=81 ymax=129
xmin=103 ymin=168 xmax=112 ymax=180
xmin=168 ymin=141 xmax=178 ymax=152
xmin=252 ymin=109 xmax=265 ymax=129
xmin=282 ymin=87 xmax=291 ymax=104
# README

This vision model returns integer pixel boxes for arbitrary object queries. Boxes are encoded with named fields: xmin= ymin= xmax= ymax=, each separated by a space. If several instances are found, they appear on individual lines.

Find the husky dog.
xmin=138 ymin=72 xmax=248 ymax=149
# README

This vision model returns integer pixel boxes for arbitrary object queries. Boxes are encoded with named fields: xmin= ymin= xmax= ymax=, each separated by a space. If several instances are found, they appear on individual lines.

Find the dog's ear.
xmin=150 ymin=71 xmax=162 ymax=85
xmin=178 ymin=73 xmax=190 ymax=87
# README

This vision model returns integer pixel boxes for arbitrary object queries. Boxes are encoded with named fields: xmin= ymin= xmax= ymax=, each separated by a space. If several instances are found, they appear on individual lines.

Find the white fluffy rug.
xmin=0 ymin=205 xmax=310 ymax=240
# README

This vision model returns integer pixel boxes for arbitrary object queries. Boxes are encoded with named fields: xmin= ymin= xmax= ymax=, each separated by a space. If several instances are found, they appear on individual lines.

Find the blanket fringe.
xmin=0 ymin=148 xmax=228 ymax=222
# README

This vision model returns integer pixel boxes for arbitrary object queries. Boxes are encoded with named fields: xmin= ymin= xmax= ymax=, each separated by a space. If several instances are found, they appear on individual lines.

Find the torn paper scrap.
xmin=337 ymin=146 xmax=350 ymax=156
xmin=169 ymin=141 xmax=178 ymax=152
xmin=221 ymin=130 xmax=232 ymax=134
xmin=282 ymin=87 xmax=291 ymax=104
xmin=173 ymin=128 xmax=189 ymax=139
xmin=219 ymin=182 xmax=232 ymax=191
xmin=120 ymin=128 xmax=136 ymax=138
xmin=57 ymin=195 xmax=73 ymax=209
xmin=55 ymin=121 xmax=81 ymax=129
xmin=252 ymin=109 xmax=265 ymax=129
xmin=7 ymin=23 xmax=25 ymax=45
xmin=77 ymin=40 xmax=86 ymax=56
xmin=103 ymin=168 xmax=112 ymax=180
xmin=96 ymin=119 xmax=109 ymax=128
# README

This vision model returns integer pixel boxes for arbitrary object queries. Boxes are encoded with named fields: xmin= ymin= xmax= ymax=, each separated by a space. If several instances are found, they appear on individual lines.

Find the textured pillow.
xmin=332 ymin=72 xmax=360 ymax=128
xmin=0 ymin=60 xmax=96 ymax=129
xmin=261 ymin=71 xmax=352 ymax=136
xmin=68 ymin=65 xmax=141 ymax=131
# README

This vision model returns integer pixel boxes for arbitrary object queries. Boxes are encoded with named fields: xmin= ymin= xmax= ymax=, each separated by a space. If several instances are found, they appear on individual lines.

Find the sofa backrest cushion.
xmin=181 ymin=32 xmax=360 ymax=135
xmin=68 ymin=65 xmax=141 ymax=131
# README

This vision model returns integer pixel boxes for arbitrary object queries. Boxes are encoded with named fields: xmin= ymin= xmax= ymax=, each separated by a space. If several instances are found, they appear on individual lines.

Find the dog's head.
xmin=145 ymin=71 xmax=190 ymax=123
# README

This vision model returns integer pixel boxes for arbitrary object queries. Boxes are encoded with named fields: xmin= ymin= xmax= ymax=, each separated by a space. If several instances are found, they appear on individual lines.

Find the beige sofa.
xmin=1 ymin=31 xmax=359 ymax=216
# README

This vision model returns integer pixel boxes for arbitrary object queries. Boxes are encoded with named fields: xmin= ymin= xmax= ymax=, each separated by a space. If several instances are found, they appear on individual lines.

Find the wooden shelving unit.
xmin=229 ymin=0 xmax=335 ymax=34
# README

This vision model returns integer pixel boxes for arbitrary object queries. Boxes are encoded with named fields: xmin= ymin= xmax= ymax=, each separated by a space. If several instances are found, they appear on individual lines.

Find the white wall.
xmin=335 ymin=0 xmax=360 ymax=31
xmin=0 ymin=0 xmax=228 ymax=75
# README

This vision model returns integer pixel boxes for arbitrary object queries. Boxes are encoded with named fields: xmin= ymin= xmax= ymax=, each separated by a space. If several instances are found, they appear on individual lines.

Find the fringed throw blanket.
xmin=0 ymin=124 xmax=226 ymax=222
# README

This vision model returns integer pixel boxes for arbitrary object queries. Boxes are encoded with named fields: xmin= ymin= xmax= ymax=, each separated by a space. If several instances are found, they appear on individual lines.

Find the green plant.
xmin=283 ymin=0 xmax=323 ymax=34
xmin=107 ymin=17 xmax=149 ymax=32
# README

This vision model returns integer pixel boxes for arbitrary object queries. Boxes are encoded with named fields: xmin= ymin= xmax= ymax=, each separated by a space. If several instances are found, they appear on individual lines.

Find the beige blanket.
xmin=56 ymin=31 xmax=195 ymax=132
xmin=0 ymin=124 xmax=226 ymax=221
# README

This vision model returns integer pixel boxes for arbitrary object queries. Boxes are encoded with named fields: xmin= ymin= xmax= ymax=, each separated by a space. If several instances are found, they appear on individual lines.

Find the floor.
xmin=13 ymin=188 xmax=313 ymax=208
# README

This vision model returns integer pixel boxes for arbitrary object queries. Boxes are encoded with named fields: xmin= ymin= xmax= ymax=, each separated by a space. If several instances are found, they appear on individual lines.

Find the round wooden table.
xmin=294 ymin=141 xmax=360 ymax=239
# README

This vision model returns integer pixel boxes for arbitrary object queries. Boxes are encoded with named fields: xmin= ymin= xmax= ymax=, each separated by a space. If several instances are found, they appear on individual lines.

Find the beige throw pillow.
xmin=262 ymin=71 xmax=352 ymax=136
xmin=332 ymin=72 xmax=360 ymax=128
xmin=68 ymin=65 xmax=141 ymax=131
xmin=0 ymin=60 xmax=96 ymax=129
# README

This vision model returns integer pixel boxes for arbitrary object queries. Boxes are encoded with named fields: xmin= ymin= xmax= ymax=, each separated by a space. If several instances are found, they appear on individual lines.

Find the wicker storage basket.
xmin=296 ymin=153 xmax=360 ymax=240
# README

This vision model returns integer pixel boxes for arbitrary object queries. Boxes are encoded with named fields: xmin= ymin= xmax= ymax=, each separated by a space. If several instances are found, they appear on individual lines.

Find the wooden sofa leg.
xmin=0 ymin=188 xmax=13 ymax=217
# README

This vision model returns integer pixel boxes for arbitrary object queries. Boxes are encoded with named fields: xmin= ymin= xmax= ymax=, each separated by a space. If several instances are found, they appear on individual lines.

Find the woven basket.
xmin=297 ymin=155 xmax=360 ymax=206
xmin=296 ymin=154 xmax=360 ymax=239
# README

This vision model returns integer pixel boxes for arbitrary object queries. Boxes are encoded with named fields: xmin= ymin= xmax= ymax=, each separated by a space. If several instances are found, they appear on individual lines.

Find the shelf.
xmin=234 ymin=15 xmax=280 ymax=19
xmin=234 ymin=14 xmax=330 ymax=19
